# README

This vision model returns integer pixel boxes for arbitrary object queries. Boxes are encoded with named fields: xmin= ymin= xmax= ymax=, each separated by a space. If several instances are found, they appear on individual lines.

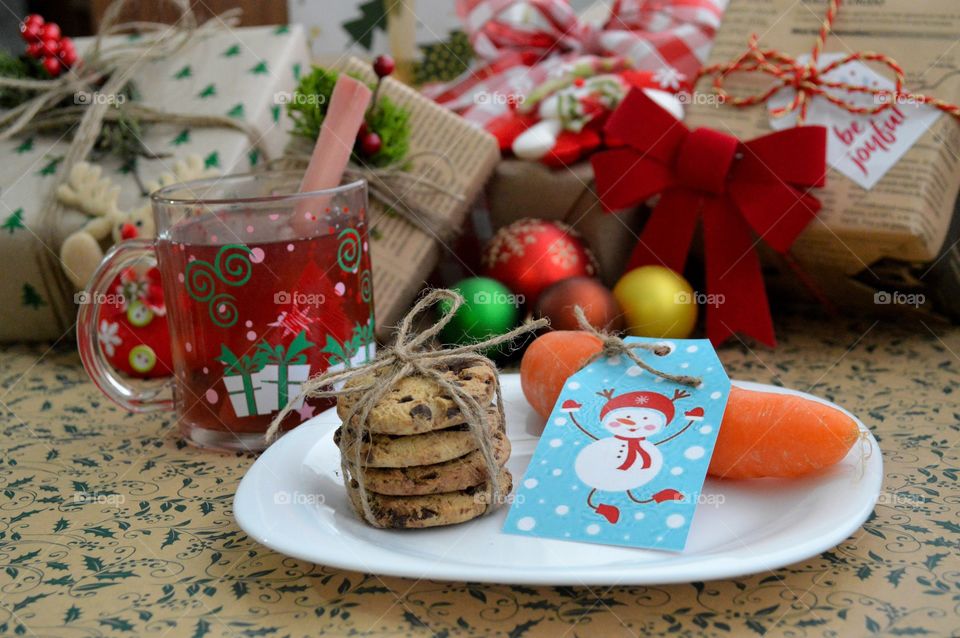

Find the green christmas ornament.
xmin=439 ymin=278 xmax=519 ymax=347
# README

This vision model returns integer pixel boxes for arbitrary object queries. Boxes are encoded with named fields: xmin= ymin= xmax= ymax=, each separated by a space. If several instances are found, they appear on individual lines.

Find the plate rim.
xmin=234 ymin=376 xmax=884 ymax=585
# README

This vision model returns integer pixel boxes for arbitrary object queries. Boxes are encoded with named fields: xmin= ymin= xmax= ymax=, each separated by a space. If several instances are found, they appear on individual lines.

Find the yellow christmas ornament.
xmin=613 ymin=266 xmax=697 ymax=339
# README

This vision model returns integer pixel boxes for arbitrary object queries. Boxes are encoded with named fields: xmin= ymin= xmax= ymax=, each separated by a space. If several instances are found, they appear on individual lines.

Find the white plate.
xmin=234 ymin=376 xmax=883 ymax=585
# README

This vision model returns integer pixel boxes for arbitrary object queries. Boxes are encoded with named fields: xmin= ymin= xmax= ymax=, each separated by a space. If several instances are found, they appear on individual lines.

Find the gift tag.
xmin=767 ymin=54 xmax=942 ymax=189
xmin=504 ymin=338 xmax=730 ymax=551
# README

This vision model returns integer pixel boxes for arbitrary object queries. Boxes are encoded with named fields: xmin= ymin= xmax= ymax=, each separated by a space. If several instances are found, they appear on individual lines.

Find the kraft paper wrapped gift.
xmin=0 ymin=24 xmax=310 ymax=342
xmin=684 ymin=0 xmax=960 ymax=321
xmin=333 ymin=58 xmax=501 ymax=336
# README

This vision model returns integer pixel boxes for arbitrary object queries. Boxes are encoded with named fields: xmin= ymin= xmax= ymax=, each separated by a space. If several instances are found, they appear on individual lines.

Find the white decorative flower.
xmin=98 ymin=320 xmax=121 ymax=356
xmin=653 ymin=66 xmax=686 ymax=91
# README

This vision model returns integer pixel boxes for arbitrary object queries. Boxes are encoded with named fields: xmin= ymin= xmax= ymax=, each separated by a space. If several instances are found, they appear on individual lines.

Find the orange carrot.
xmin=519 ymin=331 xmax=861 ymax=480
xmin=707 ymin=386 xmax=860 ymax=479
xmin=521 ymin=331 xmax=602 ymax=420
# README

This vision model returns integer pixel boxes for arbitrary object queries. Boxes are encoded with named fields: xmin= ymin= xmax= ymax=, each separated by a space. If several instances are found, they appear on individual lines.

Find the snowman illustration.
xmin=565 ymin=388 xmax=704 ymax=524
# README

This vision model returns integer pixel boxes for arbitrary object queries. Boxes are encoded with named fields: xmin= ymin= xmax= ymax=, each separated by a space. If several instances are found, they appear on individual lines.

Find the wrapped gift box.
xmin=0 ymin=24 xmax=310 ymax=341
xmin=336 ymin=58 xmax=500 ymax=336
xmin=684 ymin=0 xmax=960 ymax=321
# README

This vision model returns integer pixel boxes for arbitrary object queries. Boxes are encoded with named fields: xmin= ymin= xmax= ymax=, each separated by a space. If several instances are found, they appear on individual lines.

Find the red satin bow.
xmin=591 ymin=90 xmax=827 ymax=346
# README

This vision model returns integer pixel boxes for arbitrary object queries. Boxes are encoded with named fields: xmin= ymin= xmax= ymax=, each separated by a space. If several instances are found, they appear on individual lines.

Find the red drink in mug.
xmin=78 ymin=173 xmax=374 ymax=451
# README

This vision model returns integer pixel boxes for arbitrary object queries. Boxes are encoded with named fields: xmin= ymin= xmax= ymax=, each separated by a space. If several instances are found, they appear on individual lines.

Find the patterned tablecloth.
xmin=0 ymin=313 xmax=957 ymax=637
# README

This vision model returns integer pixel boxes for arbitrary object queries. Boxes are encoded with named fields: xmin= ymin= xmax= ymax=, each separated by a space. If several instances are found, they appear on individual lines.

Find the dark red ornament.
xmin=535 ymin=276 xmax=623 ymax=332
xmin=482 ymin=219 xmax=598 ymax=306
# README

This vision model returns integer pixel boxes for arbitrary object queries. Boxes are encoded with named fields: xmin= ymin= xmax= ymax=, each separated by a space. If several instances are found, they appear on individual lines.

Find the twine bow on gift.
xmin=273 ymin=146 xmax=466 ymax=241
xmin=697 ymin=0 xmax=960 ymax=124
xmin=265 ymin=289 xmax=547 ymax=527
xmin=591 ymin=89 xmax=827 ymax=347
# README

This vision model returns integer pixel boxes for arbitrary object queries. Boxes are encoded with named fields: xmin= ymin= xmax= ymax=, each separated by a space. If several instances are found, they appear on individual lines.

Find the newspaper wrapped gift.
xmin=685 ymin=0 xmax=960 ymax=320
xmin=0 ymin=24 xmax=310 ymax=341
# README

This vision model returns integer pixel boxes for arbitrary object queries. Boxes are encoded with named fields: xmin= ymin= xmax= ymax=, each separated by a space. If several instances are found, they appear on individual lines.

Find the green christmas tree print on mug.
xmin=184 ymin=244 xmax=253 ymax=327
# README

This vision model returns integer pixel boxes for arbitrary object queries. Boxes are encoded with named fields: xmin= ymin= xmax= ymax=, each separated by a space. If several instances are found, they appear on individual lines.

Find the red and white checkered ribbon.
xmin=424 ymin=0 xmax=728 ymax=129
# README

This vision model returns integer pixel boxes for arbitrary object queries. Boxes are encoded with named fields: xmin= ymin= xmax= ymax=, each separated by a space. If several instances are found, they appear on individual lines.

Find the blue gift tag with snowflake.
xmin=504 ymin=337 xmax=730 ymax=551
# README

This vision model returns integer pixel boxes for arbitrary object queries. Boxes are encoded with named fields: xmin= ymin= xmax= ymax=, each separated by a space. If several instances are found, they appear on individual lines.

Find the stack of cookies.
xmin=335 ymin=360 xmax=513 ymax=529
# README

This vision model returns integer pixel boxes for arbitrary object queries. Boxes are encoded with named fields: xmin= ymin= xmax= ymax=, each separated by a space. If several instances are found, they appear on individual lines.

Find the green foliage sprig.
xmin=287 ymin=66 xmax=411 ymax=168
xmin=0 ymin=52 xmax=42 ymax=109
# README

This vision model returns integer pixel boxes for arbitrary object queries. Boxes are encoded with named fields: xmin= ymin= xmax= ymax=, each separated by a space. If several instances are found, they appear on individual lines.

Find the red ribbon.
xmin=698 ymin=0 xmax=960 ymax=125
xmin=591 ymin=89 xmax=827 ymax=346
xmin=614 ymin=435 xmax=652 ymax=471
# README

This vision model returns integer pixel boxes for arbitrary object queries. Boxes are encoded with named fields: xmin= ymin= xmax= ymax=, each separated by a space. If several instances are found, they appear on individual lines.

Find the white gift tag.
xmin=768 ymin=54 xmax=941 ymax=189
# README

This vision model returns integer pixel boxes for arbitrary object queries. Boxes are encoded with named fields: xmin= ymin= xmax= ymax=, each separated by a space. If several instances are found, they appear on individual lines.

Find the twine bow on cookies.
xmin=572 ymin=306 xmax=701 ymax=388
xmin=265 ymin=289 xmax=547 ymax=527
xmin=697 ymin=0 xmax=960 ymax=124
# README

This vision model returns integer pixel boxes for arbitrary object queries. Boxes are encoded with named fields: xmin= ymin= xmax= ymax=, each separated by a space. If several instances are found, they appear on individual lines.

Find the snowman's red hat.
xmin=599 ymin=391 xmax=675 ymax=423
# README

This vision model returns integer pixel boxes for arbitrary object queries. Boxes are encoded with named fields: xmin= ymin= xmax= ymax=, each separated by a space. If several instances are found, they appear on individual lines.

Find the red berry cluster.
xmin=20 ymin=14 xmax=77 ymax=77
xmin=355 ymin=54 xmax=396 ymax=158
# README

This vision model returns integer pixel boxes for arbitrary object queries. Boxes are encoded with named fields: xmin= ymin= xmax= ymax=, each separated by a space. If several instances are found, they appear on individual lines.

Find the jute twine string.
xmin=0 ymin=0 xmax=267 ymax=329
xmin=272 ymin=142 xmax=466 ymax=241
xmin=265 ymin=289 xmax=548 ymax=527
xmin=572 ymin=306 xmax=701 ymax=387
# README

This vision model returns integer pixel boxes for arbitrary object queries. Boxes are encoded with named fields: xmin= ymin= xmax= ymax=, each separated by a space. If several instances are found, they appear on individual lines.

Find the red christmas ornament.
xmin=482 ymin=219 xmax=598 ymax=306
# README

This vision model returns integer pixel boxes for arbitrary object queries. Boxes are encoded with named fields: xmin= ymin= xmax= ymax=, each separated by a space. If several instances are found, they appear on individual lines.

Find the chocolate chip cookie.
xmin=334 ymin=406 xmax=502 ymax=468
xmin=344 ymin=469 xmax=514 ymax=529
xmin=337 ymin=360 xmax=497 ymax=435
xmin=348 ymin=428 xmax=511 ymax=495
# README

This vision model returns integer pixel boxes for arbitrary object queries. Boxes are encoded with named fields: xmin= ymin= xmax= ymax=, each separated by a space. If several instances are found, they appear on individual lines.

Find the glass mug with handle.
xmin=77 ymin=172 xmax=375 ymax=451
